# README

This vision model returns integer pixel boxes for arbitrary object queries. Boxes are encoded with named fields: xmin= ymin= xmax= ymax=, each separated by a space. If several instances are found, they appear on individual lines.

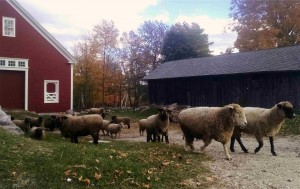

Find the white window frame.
xmin=44 ymin=80 xmax=59 ymax=103
xmin=2 ymin=17 xmax=16 ymax=37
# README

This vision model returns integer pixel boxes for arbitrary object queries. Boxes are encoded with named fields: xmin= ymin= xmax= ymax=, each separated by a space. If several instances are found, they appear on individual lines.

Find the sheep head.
xmin=277 ymin=101 xmax=295 ymax=119
xmin=226 ymin=104 xmax=247 ymax=129
xmin=158 ymin=107 xmax=172 ymax=121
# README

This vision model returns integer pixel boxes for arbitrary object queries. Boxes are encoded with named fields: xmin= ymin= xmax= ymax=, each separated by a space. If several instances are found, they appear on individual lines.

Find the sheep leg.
xmin=92 ymin=134 xmax=99 ymax=144
xmin=236 ymin=136 xmax=248 ymax=153
xmin=269 ymin=136 xmax=277 ymax=156
xmin=223 ymin=143 xmax=232 ymax=160
xmin=200 ymin=139 xmax=211 ymax=151
xmin=165 ymin=134 xmax=169 ymax=143
xmin=254 ymin=137 xmax=263 ymax=154
xmin=230 ymin=136 xmax=236 ymax=152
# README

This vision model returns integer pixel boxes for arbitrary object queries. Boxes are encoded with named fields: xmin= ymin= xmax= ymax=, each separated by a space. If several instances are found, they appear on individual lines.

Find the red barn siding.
xmin=0 ymin=70 xmax=25 ymax=109
xmin=0 ymin=0 xmax=72 ymax=113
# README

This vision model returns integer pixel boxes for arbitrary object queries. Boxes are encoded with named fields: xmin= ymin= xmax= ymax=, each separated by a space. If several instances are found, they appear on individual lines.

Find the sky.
xmin=17 ymin=0 xmax=236 ymax=55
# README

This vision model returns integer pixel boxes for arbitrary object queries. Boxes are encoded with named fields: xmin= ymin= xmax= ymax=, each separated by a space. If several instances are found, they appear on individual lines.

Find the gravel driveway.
xmin=119 ymin=123 xmax=300 ymax=189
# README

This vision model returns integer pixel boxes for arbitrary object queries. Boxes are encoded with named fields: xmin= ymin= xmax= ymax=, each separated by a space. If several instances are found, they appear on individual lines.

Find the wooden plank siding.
xmin=148 ymin=71 xmax=300 ymax=109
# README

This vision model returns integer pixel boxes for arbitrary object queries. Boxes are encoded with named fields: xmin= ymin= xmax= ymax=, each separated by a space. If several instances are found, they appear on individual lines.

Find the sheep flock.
xmin=3 ymin=101 xmax=297 ymax=161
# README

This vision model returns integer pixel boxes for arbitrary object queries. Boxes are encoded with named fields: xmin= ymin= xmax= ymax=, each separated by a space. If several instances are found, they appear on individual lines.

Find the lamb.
xmin=12 ymin=117 xmax=31 ymax=133
xmin=138 ymin=119 xmax=147 ymax=136
xmin=178 ymin=104 xmax=247 ymax=160
xmin=144 ymin=107 xmax=172 ymax=143
xmin=111 ymin=116 xmax=131 ymax=129
xmin=230 ymin=101 xmax=295 ymax=156
xmin=107 ymin=123 xmax=124 ymax=138
xmin=57 ymin=114 xmax=103 ymax=144
xmin=29 ymin=126 xmax=46 ymax=140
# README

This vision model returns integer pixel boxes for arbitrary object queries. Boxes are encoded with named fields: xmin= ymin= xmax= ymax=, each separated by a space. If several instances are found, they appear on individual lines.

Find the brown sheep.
xmin=111 ymin=116 xmax=131 ymax=129
xmin=179 ymin=104 xmax=247 ymax=160
xmin=57 ymin=114 xmax=103 ymax=144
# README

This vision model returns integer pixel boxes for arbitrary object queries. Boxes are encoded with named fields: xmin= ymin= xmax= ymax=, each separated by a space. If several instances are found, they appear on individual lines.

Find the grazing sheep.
xmin=57 ymin=114 xmax=103 ymax=144
xmin=12 ymin=117 xmax=31 ymax=133
xmin=107 ymin=123 xmax=124 ymax=138
xmin=111 ymin=116 xmax=131 ymax=129
xmin=230 ymin=101 xmax=295 ymax=156
xmin=44 ymin=115 xmax=57 ymax=131
xmin=29 ymin=126 xmax=46 ymax=140
xmin=179 ymin=104 xmax=247 ymax=160
xmin=144 ymin=107 xmax=172 ymax=143
xmin=28 ymin=116 xmax=43 ymax=127
xmin=87 ymin=108 xmax=107 ymax=118
xmin=138 ymin=119 xmax=147 ymax=136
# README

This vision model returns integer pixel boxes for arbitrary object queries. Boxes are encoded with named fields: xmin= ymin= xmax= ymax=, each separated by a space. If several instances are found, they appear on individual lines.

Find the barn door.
xmin=0 ymin=70 xmax=25 ymax=109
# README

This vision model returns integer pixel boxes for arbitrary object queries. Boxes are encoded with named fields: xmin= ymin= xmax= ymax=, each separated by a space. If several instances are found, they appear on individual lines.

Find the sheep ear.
xmin=277 ymin=104 xmax=283 ymax=109
xmin=227 ymin=106 xmax=234 ymax=113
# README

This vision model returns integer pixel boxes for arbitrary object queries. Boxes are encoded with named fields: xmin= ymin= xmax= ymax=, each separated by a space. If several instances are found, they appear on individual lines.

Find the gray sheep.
xmin=230 ymin=101 xmax=295 ymax=156
xmin=57 ymin=114 xmax=103 ymax=144
xmin=44 ymin=115 xmax=57 ymax=131
xmin=27 ymin=116 xmax=43 ymax=127
xmin=87 ymin=108 xmax=107 ymax=118
xmin=138 ymin=119 xmax=147 ymax=136
xmin=107 ymin=123 xmax=124 ymax=138
xmin=111 ymin=116 xmax=131 ymax=129
xmin=179 ymin=104 xmax=247 ymax=160
xmin=101 ymin=120 xmax=111 ymax=136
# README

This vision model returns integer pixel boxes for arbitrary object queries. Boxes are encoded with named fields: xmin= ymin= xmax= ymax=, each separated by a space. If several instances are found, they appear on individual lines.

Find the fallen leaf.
xmin=11 ymin=172 xmax=16 ymax=176
xmin=147 ymin=176 xmax=151 ymax=181
xmin=83 ymin=178 xmax=91 ymax=186
xmin=72 ymin=172 xmax=77 ymax=177
xmin=127 ymin=170 xmax=132 ymax=174
xmin=64 ymin=170 xmax=71 ymax=176
xmin=74 ymin=164 xmax=86 ymax=169
xmin=143 ymin=184 xmax=150 ymax=188
xmin=162 ymin=160 xmax=170 ymax=166
xmin=109 ymin=155 xmax=113 ymax=159
xmin=67 ymin=177 xmax=72 ymax=182
xmin=94 ymin=172 xmax=102 ymax=180
xmin=95 ymin=159 xmax=100 ymax=163
xmin=78 ymin=176 xmax=83 ymax=181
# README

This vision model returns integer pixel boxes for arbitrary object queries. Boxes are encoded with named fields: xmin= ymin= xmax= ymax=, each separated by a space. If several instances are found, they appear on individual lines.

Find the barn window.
xmin=2 ymin=17 xmax=16 ymax=37
xmin=0 ymin=60 xmax=5 ymax=66
xmin=44 ymin=80 xmax=59 ymax=103
xmin=18 ymin=61 xmax=25 ymax=67
xmin=8 ymin=60 xmax=16 ymax=67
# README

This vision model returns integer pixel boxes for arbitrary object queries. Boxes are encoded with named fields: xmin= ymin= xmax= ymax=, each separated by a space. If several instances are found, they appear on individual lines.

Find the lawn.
xmin=0 ymin=107 xmax=215 ymax=189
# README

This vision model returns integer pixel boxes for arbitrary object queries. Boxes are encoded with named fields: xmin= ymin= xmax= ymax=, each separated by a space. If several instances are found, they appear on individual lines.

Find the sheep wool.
xmin=107 ymin=123 xmax=124 ymax=138
xmin=111 ymin=116 xmax=131 ymax=129
xmin=60 ymin=114 xmax=103 ymax=144
xmin=230 ymin=101 xmax=295 ymax=156
xmin=179 ymin=104 xmax=247 ymax=160
xmin=138 ymin=119 xmax=147 ymax=136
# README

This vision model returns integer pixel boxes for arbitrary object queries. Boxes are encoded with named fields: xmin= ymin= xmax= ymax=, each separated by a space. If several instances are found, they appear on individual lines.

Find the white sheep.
xmin=230 ymin=101 xmax=295 ymax=156
xmin=144 ymin=107 xmax=172 ymax=143
xmin=107 ymin=123 xmax=124 ymax=138
xmin=178 ymin=104 xmax=247 ymax=160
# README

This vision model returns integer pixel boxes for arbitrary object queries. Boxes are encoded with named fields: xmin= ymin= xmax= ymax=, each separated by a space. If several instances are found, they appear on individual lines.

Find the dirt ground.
xmin=111 ymin=122 xmax=300 ymax=189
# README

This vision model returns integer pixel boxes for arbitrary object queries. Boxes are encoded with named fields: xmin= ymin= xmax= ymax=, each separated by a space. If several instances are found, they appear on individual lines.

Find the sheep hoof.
xmin=230 ymin=148 xmax=235 ymax=152
xmin=226 ymin=156 xmax=232 ymax=161
xmin=272 ymin=152 xmax=277 ymax=156
xmin=243 ymin=149 xmax=249 ymax=153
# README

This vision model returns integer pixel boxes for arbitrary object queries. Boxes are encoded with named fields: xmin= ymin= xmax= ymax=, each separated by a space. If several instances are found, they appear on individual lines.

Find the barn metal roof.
xmin=144 ymin=45 xmax=300 ymax=80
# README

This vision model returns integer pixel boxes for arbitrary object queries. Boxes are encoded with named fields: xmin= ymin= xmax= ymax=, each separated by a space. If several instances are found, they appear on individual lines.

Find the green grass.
xmin=0 ymin=130 xmax=213 ymax=189
xmin=281 ymin=112 xmax=300 ymax=135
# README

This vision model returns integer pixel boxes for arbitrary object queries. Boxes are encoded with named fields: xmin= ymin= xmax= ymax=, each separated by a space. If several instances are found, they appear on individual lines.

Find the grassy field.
xmin=0 ymin=108 xmax=217 ymax=189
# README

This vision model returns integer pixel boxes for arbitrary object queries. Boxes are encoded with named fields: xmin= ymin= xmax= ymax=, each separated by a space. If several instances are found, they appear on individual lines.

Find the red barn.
xmin=0 ymin=0 xmax=76 ymax=113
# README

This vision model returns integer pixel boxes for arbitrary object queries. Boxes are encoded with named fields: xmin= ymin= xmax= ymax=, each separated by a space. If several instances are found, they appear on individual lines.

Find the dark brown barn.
xmin=144 ymin=45 xmax=300 ymax=109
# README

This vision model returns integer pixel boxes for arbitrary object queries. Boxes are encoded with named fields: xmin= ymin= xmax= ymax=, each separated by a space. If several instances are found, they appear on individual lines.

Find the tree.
xmin=161 ymin=22 xmax=211 ymax=62
xmin=230 ymin=0 xmax=300 ymax=52
xmin=137 ymin=21 xmax=169 ymax=70
xmin=92 ymin=20 xmax=120 ymax=106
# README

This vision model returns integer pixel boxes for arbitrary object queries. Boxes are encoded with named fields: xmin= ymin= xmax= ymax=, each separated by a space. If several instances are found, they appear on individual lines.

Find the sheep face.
xmin=228 ymin=104 xmax=247 ymax=129
xmin=158 ymin=107 xmax=172 ymax=121
xmin=277 ymin=101 xmax=295 ymax=119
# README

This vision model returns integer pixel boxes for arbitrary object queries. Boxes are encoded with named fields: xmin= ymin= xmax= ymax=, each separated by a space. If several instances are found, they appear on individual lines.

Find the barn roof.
xmin=7 ymin=0 xmax=76 ymax=64
xmin=144 ymin=45 xmax=300 ymax=80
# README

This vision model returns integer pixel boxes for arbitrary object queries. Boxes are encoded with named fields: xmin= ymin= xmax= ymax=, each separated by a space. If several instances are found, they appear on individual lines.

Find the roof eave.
xmin=7 ymin=0 xmax=76 ymax=64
